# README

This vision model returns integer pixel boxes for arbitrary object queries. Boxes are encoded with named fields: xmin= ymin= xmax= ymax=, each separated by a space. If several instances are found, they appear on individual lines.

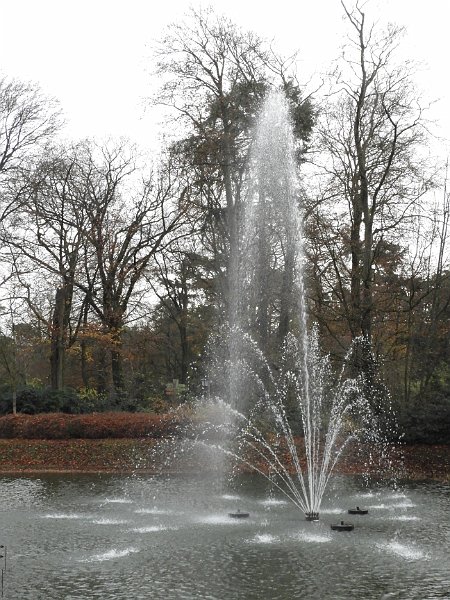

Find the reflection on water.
xmin=380 ymin=541 xmax=428 ymax=561
xmin=259 ymin=498 xmax=288 ymax=506
xmin=90 ymin=518 xmax=129 ymax=525
xmin=0 ymin=478 xmax=46 ymax=509
xmin=295 ymin=532 xmax=332 ymax=543
xmin=251 ymin=533 xmax=279 ymax=544
xmin=134 ymin=507 xmax=174 ymax=515
xmin=42 ymin=513 xmax=90 ymax=520
xmin=131 ymin=525 xmax=173 ymax=533
xmin=0 ymin=473 xmax=448 ymax=599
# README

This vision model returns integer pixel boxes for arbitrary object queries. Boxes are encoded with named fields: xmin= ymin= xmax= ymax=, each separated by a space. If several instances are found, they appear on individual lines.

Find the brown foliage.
xmin=0 ymin=412 xmax=189 ymax=440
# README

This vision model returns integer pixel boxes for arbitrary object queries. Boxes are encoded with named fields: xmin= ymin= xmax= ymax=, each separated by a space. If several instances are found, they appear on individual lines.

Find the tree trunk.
xmin=50 ymin=287 xmax=66 ymax=391
xmin=350 ymin=194 xmax=363 ymax=339
xmin=178 ymin=321 xmax=189 ymax=384
xmin=110 ymin=325 xmax=125 ymax=401
xmin=361 ymin=219 xmax=374 ymax=341
xmin=50 ymin=282 xmax=74 ymax=391
xmin=80 ymin=303 xmax=89 ymax=388
xmin=96 ymin=333 xmax=110 ymax=396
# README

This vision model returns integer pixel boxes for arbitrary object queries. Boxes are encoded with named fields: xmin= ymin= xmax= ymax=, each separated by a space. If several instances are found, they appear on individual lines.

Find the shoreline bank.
xmin=0 ymin=438 xmax=449 ymax=481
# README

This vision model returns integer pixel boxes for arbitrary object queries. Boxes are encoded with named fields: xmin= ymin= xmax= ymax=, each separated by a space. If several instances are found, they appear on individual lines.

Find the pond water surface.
xmin=0 ymin=473 xmax=449 ymax=599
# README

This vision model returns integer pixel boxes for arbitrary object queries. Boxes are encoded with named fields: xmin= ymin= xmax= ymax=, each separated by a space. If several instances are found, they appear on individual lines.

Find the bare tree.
xmin=0 ymin=75 xmax=61 ymax=221
xmin=76 ymin=143 xmax=189 ymax=399
xmin=0 ymin=298 xmax=21 ymax=414
xmin=403 ymin=178 xmax=450 ymax=399
xmin=4 ymin=143 xmax=89 ymax=390
xmin=0 ymin=74 xmax=62 ymax=348
xmin=147 ymin=236 xmax=208 ymax=384
xmin=315 ymin=2 xmax=433 ymax=356
xmin=155 ymin=7 xmax=314 ymax=320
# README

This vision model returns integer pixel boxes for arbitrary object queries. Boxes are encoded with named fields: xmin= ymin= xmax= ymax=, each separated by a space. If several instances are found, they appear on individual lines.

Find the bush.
xmin=62 ymin=388 xmax=109 ymax=414
xmin=0 ymin=386 xmax=70 ymax=415
xmin=396 ymin=394 xmax=450 ymax=444
xmin=0 ymin=411 xmax=191 ymax=440
xmin=0 ymin=386 xmax=116 ymax=415
xmin=16 ymin=387 xmax=46 ymax=414
xmin=137 ymin=396 xmax=171 ymax=414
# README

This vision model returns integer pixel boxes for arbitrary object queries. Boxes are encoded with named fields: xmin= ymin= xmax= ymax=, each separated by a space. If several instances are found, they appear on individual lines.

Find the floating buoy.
xmin=348 ymin=506 xmax=368 ymax=515
xmin=228 ymin=509 xmax=250 ymax=519
xmin=331 ymin=521 xmax=354 ymax=532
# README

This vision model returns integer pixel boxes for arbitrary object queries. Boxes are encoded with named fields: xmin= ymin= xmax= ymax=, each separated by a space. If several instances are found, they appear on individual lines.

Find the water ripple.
xmin=91 ymin=518 xmax=128 ymax=525
xmin=79 ymin=547 xmax=139 ymax=562
xmin=379 ymin=541 xmax=428 ymax=561
xmin=102 ymin=497 xmax=133 ymax=504
xmin=131 ymin=525 xmax=174 ymax=533
xmin=251 ymin=533 xmax=278 ymax=544
xmin=197 ymin=514 xmax=251 ymax=525
xmin=135 ymin=507 xmax=174 ymax=515
xmin=41 ymin=512 xmax=89 ymax=520
xmin=295 ymin=532 xmax=331 ymax=543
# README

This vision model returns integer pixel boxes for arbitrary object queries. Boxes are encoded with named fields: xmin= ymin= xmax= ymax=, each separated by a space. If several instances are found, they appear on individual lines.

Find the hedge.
xmin=0 ymin=412 xmax=190 ymax=440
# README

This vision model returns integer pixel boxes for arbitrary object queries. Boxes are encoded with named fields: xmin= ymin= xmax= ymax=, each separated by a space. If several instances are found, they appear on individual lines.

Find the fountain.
xmin=0 ymin=93 xmax=447 ymax=600
xmin=199 ymin=90 xmax=383 ymax=521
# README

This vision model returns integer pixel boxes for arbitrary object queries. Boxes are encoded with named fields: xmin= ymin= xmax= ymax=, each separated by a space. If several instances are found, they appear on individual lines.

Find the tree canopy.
xmin=0 ymin=4 xmax=448 ymax=443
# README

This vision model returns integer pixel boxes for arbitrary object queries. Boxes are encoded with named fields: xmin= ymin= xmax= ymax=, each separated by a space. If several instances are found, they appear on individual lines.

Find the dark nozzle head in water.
xmin=229 ymin=510 xmax=250 ymax=519
xmin=305 ymin=512 xmax=320 ymax=521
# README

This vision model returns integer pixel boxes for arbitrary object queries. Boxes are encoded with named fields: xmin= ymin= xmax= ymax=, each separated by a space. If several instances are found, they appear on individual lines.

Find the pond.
xmin=0 ymin=473 xmax=448 ymax=599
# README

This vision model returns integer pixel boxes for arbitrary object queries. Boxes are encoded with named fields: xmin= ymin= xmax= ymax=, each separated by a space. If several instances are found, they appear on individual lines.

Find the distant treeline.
xmin=0 ymin=6 xmax=448 ymax=444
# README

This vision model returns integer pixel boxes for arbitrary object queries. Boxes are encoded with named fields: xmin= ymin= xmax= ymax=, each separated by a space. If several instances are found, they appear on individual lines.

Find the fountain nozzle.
xmin=305 ymin=512 xmax=319 ymax=521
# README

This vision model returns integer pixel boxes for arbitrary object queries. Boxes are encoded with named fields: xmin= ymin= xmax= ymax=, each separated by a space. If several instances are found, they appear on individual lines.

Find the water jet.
xmin=202 ymin=90 xmax=381 ymax=522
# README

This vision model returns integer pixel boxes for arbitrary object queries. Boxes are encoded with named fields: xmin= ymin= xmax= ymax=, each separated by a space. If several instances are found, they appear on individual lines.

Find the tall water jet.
xmin=213 ymin=90 xmax=302 ymax=414
xmin=201 ymin=89 xmax=382 ymax=519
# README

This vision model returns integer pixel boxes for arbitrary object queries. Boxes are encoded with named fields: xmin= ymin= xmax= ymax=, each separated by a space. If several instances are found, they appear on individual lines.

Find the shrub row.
xmin=0 ymin=411 xmax=191 ymax=440
xmin=394 ymin=395 xmax=450 ymax=445
xmin=0 ymin=386 xmax=172 ymax=415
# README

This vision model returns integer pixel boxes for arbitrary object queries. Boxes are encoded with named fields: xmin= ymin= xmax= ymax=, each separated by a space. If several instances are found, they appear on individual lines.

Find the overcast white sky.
xmin=1 ymin=0 xmax=449 ymax=155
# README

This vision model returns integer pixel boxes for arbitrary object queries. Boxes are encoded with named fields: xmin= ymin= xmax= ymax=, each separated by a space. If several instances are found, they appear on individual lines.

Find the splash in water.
xmin=202 ymin=324 xmax=372 ymax=516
